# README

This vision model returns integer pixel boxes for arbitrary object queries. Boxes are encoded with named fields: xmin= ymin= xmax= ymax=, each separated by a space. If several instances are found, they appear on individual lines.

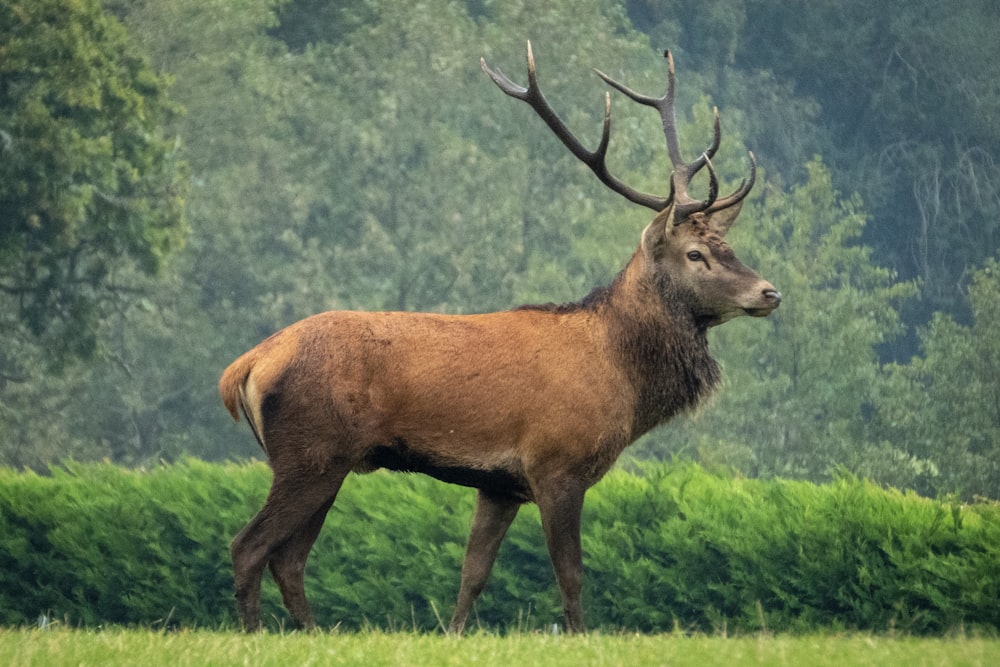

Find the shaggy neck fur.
xmin=515 ymin=246 xmax=722 ymax=439
xmin=602 ymin=250 xmax=721 ymax=438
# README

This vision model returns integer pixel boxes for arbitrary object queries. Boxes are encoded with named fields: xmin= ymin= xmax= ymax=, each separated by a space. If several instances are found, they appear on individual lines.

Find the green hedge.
xmin=0 ymin=460 xmax=997 ymax=633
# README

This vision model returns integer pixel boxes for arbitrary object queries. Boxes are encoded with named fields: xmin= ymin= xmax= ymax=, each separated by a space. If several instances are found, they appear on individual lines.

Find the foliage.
xmin=585 ymin=464 xmax=1000 ymax=634
xmin=0 ymin=0 xmax=188 ymax=467
xmin=0 ymin=0 xmax=705 ymax=467
xmin=0 ymin=460 xmax=254 ymax=626
xmin=0 ymin=0 xmax=186 ymax=372
xmin=731 ymin=0 xmax=1000 ymax=329
xmin=875 ymin=259 xmax=1000 ymax=499
xmin=1 ymin=461 xmax=997 ymax=634
xmin=0 ymin=0 xmax=295 ymax=466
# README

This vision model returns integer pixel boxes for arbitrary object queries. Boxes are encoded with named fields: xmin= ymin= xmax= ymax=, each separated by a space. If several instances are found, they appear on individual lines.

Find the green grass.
xmin=1 ymin=629 xmax=997 ymax=666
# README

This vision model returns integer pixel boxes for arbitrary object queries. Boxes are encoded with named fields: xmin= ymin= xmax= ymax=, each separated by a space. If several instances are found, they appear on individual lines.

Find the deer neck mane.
xmin=603 ymin=248 xmax=722 ymax=438
xmin=512 ymin=247 xmax=721 ymax=437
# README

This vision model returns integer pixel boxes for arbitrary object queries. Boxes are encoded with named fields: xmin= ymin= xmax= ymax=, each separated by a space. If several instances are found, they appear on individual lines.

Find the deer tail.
xmin=219 ymin=350 xmax=270 ymax=454
xmin=219 ymin=351 xmax=254 ymax=422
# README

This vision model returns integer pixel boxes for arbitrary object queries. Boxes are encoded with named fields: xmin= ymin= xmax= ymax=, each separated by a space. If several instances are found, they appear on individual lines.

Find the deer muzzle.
xmin=745 ymin=287 xmax=781 ymax=317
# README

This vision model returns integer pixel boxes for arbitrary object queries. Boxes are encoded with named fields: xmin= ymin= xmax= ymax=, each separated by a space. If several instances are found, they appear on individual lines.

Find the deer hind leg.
xmin=449 ymin=490 xmax=521 ymax=634
xmin=231 ymin=466 xmax=348 ymax=632
xmin=267 ymin=492 xmax=339 ymax=629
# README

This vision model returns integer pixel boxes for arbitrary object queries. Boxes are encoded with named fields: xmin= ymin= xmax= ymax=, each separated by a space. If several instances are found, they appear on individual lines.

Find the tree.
xmin=0 ymin=0 xmax=188 ymax=468
xmin=875 ymin=259 xmax=1000 ymax=499
xmin=626 ymin=0 xmax=746 ymax=72
xmin=42 ymin=0 xmax=310 ymax=465
xmin=734 ymin=0 xmax=1000 ymax=339
xmin=0 ymin=0 xmax=186 ymax=376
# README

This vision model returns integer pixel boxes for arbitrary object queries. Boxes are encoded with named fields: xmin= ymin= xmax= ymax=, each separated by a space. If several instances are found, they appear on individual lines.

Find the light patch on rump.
xmin=239 ymin=374 xmax=267 ymax=453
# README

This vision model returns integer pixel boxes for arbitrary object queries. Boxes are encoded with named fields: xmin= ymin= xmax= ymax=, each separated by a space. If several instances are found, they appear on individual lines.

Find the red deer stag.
xmin=220 ymin=42 xmax=780 ymax=634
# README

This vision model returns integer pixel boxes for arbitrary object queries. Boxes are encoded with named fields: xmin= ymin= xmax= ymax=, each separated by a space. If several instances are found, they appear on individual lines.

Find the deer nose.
xmin=763 ymin=288 xmax=782 ymax=306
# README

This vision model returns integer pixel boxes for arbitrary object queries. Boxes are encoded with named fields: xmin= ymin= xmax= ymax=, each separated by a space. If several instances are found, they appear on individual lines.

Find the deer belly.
xmin=363 ymin=438 xmax=532 ymax=501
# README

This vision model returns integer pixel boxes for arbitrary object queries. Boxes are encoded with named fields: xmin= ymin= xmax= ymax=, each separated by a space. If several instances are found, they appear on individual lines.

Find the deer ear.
xmin=705 ymin=199 xmax=744 ymax=237
xmin=641 ymin=206 xmax=674 ymax=259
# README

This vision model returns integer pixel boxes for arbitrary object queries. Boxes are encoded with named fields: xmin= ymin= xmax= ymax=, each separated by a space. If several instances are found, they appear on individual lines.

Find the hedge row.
xmin=0 ymin=460 xmax=997 ymax=633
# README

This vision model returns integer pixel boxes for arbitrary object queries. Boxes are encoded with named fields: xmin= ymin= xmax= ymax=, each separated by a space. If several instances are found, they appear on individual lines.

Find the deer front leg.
xmin=449 ymin=490 xmax=521 ymax=634
xmin=535 ymin=480 xmax=587 ymax=633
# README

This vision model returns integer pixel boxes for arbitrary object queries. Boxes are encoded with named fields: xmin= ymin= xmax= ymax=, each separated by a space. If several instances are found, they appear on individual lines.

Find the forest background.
xmin=2 ymin=0 xmax=999 ymax=501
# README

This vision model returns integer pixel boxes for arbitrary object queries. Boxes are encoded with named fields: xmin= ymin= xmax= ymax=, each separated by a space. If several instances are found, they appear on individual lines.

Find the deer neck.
xmin=602 ymin=248 xmax=722 ymax=438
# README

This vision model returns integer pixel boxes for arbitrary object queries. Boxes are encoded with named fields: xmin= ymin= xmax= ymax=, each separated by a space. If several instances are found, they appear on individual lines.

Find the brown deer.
xmin=219 ymin=42 xmax=780 ymax=634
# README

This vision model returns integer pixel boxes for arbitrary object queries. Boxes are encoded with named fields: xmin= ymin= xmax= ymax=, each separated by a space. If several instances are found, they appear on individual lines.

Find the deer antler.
xmin=483 ymin=43 xmax=756 ymax=221
xmin=481 ymin=41 xmax=670 ymax=211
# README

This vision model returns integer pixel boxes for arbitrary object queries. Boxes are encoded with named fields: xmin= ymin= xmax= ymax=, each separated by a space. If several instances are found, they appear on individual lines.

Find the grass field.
xmin=1 ymin=628 xmax=997 ymax=666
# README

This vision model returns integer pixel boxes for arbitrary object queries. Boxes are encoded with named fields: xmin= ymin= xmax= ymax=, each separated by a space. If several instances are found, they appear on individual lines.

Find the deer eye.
xmin=687 ymin=250 xmax=704 ymax=262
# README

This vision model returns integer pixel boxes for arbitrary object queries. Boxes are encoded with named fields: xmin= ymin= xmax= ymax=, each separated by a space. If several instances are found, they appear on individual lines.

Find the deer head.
xmin=482 ymin=42 xmax=781 ymax=327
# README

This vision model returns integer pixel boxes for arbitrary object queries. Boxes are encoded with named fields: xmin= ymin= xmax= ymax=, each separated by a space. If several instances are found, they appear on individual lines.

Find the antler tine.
xmin=482 ymin=41 xmax=670 ymax=211
xmin=594 ymin=51 xmax=682 ymax=169
xmin=673 ymin=153 xmax=720 ymax=222
xmin=704 ymin=109 xmax=722 ymax=162
xmin=599 ymin=51 xmax=757 ymax=220
xmin=594 ymin=50 xmax=722 ymax=177
xmin=707 ymin=151 xmax=757 ymax=213
xmin=596 ymin=51 xmax=722 ymax=197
